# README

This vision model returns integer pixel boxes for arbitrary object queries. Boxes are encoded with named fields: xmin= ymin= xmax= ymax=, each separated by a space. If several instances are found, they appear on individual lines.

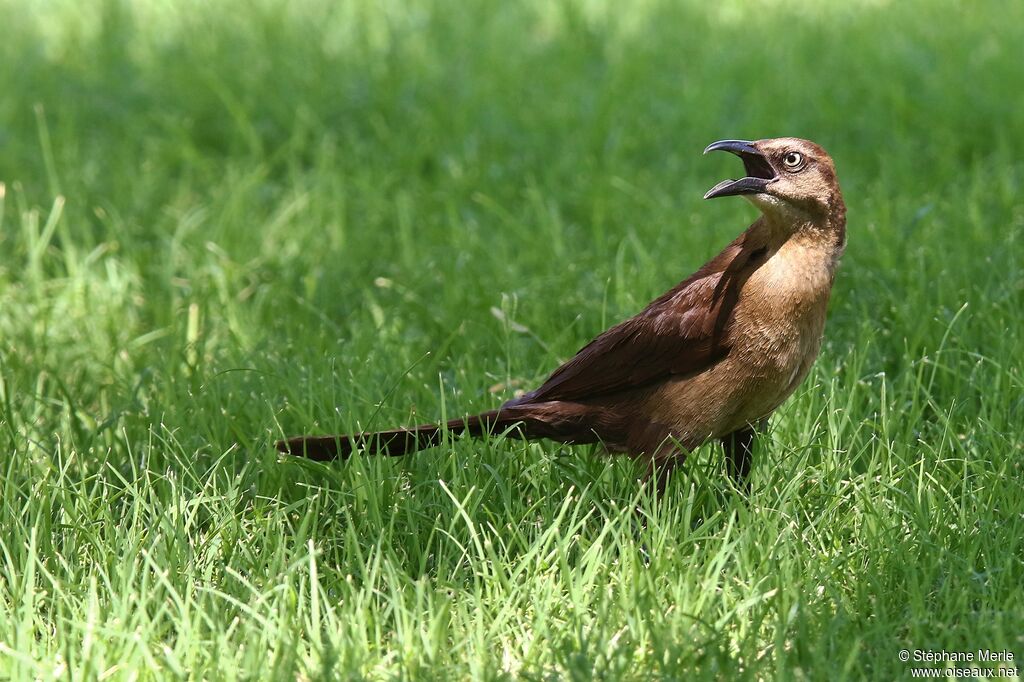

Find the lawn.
xmin=1 ymin=0 xmax=1022 ymax=679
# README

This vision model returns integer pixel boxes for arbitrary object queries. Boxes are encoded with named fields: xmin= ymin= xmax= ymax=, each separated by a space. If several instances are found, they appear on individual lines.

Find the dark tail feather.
xmin=276 ymin=409 xmax=511 ymax=461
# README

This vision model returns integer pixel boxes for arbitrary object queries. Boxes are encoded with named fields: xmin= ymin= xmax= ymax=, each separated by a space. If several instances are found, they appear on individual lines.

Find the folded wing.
xmin=510 ymin=233 xmax=764 ymax=406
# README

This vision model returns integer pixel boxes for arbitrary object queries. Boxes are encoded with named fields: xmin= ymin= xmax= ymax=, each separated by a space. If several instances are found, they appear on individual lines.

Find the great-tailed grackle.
xmin=277 ymin=138 xmax=846 ymax=494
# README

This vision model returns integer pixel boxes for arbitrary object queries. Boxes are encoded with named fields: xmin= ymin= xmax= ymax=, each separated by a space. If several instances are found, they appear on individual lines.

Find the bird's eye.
xmin=782 ymin=152 xmax=804 ymax=170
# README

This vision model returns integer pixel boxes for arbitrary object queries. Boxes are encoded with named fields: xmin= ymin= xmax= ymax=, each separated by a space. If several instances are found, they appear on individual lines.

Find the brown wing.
xmin=511 ymin=228 xmax=767 ymax=405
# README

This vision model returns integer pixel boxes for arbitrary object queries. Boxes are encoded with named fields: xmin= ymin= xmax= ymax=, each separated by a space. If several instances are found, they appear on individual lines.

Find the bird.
xmin=277 ymin=137 xmax=846 ymax=495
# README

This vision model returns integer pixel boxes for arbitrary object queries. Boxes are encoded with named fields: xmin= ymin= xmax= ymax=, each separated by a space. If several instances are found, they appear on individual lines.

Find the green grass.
xmin=1 ymin=0 xmax=1022 ymax=678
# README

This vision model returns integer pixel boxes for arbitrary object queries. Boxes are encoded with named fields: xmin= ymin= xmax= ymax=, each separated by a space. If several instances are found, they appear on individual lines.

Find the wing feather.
xmin=510 ymin=231 xmax=763 ymax=405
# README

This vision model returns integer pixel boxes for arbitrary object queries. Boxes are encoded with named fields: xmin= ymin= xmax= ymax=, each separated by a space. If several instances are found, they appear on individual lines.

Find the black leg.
xmin=721 ymin=426 xmax=756 ymax=492
xmin=642 ymin=436 xmax=687 ymax=501
xmin=635 ymin=445 xmax=683 ymax=522
xmin=634 ymin=455 xmax=680 ymax=565
xmin=653 ymin=458 xmax=679 ymax=498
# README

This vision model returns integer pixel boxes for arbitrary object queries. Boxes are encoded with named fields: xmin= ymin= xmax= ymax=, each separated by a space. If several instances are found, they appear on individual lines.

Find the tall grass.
xmin=0 ymin=0 xmax=1022 ymax=678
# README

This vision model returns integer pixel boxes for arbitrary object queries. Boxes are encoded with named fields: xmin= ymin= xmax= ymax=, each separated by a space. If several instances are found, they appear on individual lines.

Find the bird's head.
xmin=703 ymin=137 xmax=844 ymax=225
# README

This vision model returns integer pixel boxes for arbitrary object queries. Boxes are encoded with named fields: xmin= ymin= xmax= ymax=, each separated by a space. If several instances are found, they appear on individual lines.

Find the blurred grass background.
xmin=0 ymin=0 xmax=1021 ymax=679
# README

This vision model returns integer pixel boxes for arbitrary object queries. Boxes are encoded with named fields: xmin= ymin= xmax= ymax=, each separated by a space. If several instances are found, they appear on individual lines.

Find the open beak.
xmin=702 ymin=140 xmax=777 ymax=200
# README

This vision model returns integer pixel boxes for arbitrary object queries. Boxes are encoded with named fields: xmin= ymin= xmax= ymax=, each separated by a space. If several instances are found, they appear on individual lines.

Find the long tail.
xmin=276 ymin=409 xmax=517 ymax=461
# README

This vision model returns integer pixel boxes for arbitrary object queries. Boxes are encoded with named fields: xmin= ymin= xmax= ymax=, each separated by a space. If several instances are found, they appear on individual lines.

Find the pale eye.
xmin=782 ymin=151 xmax=804 ymax=170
